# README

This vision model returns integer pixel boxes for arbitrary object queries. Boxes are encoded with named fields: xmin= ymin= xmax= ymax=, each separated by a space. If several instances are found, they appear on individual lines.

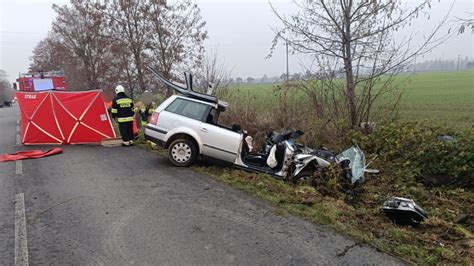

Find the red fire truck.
xmin=15 ymin=71 xmax=68 ymax=92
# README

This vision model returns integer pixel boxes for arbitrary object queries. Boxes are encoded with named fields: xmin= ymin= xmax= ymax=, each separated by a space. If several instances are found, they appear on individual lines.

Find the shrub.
xmin=350 ymin=123 xmax=474 ymax=188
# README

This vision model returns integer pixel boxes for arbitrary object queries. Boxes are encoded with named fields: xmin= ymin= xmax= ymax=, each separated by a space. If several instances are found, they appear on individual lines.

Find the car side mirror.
xmin=232 ymin=124 xmax=241 ymax=132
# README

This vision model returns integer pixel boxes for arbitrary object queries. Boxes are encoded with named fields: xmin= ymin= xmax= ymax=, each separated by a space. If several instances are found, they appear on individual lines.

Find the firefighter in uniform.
xmin=111 ymin=85 xmax=135 ymax=146
xmin=137 ymin=90 xmax=156 ymax=127
xmin=138 ymin=102 xmax=156 ymax=126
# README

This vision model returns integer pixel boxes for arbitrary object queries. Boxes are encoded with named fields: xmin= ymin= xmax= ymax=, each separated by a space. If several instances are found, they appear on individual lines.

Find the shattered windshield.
xmin=337 ymin=145 xmax=365 ymax=184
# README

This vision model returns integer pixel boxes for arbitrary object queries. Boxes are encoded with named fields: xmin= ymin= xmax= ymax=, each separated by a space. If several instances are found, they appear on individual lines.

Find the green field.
xmin=398 ymin=71 xmax=474 ymax=128
xmin=227 ymin=70 xmax=474 ymax=128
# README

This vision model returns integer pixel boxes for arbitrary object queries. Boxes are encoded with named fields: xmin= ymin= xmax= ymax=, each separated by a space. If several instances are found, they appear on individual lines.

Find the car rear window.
xmin=165 ymin=98 xmax=211 ymax=121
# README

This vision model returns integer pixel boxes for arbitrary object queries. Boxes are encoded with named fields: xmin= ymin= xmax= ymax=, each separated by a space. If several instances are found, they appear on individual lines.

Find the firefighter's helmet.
xmin=115 ymin=85 xmax=125 ymax=94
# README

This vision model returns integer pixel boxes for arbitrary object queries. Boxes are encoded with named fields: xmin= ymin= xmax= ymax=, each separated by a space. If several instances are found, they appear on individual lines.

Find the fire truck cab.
xmin=15 ymin=71 xmax=68 ymax=92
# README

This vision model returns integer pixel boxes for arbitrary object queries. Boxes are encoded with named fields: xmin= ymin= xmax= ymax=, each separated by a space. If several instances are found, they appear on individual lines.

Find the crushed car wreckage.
xmin=144 ymin=66 xmax=377 ymax=184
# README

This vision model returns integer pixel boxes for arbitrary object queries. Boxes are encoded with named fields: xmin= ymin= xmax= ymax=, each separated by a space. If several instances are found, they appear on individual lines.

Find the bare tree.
xmin=101 ymin=0 xmax=155 ymax=96
xmin=29 ymin=32 xmax=89 ymax=90
xmin=147 ymin=0 xmax=207 ymax=96
xmin=195 ymin=49 xmax=231 ymax=95
xmin=29 ymin=0 xmax=207 ymax=96
xmin=0 ymin=70 xmax=13 ymax=103
xmin=52 ymin=0 xmax=112 ymax=90
xmin=29 ymin=33 xmax=64 ymax=72
xmin=270 ymin=0 xmax=451 ymax=128
xmin=0 ymin=70 xmax=8 ymax=82
xmin=455 ymin=12 xmax=474 ymax=34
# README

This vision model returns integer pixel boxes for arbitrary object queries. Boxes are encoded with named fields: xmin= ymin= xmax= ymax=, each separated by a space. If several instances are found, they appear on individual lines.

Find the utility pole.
xmin=286 ymin=41 xmax=289 ymax=82
xmin=413 ymin=55 xmax=416 ymax=74
xmin=457 ymin=55 xmax=460 ymax=71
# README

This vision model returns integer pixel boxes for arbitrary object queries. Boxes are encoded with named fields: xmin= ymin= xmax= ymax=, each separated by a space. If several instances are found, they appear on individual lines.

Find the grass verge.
xmin=136 ymin=134 xmax=473 ymax=265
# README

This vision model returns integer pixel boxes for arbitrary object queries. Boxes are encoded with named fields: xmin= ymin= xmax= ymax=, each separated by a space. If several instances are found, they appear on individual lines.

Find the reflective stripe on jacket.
xmin=112 ymin=92 xmax=134 ymax=123
xmin=117 ymin=116 xmax=135 ymax=123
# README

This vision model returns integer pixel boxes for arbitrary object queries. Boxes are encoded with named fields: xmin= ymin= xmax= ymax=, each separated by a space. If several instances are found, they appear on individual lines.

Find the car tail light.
xmin=150 ymin=112 xmax=159 ymax=125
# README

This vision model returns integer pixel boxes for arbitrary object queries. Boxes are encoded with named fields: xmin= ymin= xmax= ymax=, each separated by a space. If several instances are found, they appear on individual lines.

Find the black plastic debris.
xmin=383 ymin=197 xmax=428 ymax=226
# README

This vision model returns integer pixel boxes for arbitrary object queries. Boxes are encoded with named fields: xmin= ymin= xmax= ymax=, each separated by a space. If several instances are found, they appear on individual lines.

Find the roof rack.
xmin=147 ymin=66 xmax=229 ymax=110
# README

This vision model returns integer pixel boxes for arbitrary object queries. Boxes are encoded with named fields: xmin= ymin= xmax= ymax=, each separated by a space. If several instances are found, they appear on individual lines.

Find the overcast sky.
xmin=1 ymin=0 xmax=473 ymax=83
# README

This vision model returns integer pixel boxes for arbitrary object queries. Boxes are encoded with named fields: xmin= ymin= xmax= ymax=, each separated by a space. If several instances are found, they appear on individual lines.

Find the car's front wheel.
xmin=168 ymin=139 xmax=197 ymax=167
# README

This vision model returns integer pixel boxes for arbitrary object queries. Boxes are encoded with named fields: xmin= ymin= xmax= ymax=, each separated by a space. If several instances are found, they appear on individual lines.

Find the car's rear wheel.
xmin=168 ymin=139 xmax=197 ymax=167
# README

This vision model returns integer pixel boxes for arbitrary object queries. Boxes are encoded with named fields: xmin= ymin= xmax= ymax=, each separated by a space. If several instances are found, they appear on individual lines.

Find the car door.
xmin=159 ymin=97 xmax=207 ymax=133
xmin=199 ymin=110 xmax=242 ymax=163
xmin=160 ymin=111 xmax=202 ymax=135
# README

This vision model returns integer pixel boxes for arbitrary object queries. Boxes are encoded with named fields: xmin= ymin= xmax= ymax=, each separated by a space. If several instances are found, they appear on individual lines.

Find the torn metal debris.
xmin=383 ymin=197 xmax=428 ymax=226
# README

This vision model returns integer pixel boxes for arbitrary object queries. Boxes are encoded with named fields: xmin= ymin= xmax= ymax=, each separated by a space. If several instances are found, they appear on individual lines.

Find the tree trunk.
xmin=344 ymin=56 xmax=357 ymax=128
xmin=343 ymin=4 xmax=357 ymax=129
xmin=83 ymin=58 xmax=95 ymax=90
xmin=163 ymin=66 xmax=174 ymax=98
xmin=134 ymin=50 xmax=145 ymax=93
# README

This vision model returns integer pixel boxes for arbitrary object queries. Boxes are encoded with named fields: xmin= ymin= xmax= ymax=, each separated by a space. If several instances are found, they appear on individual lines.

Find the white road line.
xmin=16 ymin=161 xmax=23 ymax=175
xmin=16 ymin=125 xmax=20 ymax=133
xmin=16 ymin=134 xmax=21 ymax=145
xmin=15 ymin=193 xmax=29 ymax=266
xmin=17 ymin=119 xmax=20 ymax=125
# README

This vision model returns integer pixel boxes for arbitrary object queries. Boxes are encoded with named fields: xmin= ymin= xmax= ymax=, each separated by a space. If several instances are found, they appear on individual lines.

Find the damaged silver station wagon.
xmin=144 ymin=66 xmax=373 ymax=184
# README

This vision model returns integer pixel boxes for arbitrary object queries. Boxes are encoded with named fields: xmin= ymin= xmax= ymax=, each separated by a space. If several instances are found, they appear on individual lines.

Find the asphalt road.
xmin=0 ymin=105 xmax=403 ymax=265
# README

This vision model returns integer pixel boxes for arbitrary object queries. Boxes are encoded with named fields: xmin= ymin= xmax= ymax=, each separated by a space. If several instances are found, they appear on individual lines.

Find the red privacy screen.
xmin=16 ymin=90 xmax=116 ymax=145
